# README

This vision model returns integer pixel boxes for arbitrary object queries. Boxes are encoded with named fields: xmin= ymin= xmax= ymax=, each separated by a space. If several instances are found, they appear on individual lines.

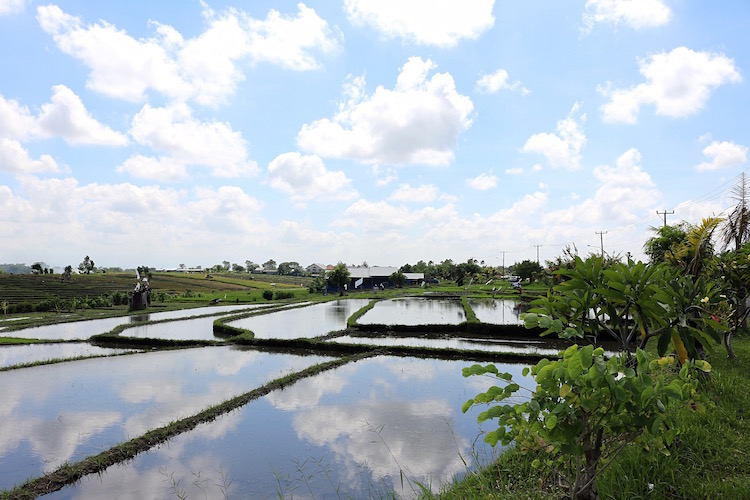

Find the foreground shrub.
xmin=262 ymin=290 xmax=273 ymax=300
xmin=463 ymin=345 xmax=711 ymax=500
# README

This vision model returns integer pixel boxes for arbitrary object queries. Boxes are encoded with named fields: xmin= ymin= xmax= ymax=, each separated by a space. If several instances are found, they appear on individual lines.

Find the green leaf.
xmin=546 ymin=414 xmax=558 ymax=430
xmin=461 ymin=399 xmax=474 ymax=413
xmin=539 ymin=315 xmax=553 ymax=329
xmin=580 ymin=345 xmax=593 ymax=369
xmin=560 ymin=383 xmax=572 ymax=398
xmin=568 ymin=353 xmax=584 ymax=379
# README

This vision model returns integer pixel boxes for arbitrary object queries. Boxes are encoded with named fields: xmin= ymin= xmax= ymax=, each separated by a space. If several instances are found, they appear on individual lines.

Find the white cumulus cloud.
xmin=695 ymin=141 xmax=747 ymax=172
xmin=543 ymin=148 xmax=659 ymax=227
xmin=582 ymin=0 xmax=671 ymax=32
xmin=267 ymin=152 xmax=357 ymax=203
xmin=116 ymin=155 xmax=188 ymax=182
xmin=129 ymin=102 xmax=258 ymax=178
xmin=476 ymin=69 xmax=529 ymax=95
xmin=600 ymin=47 xmax=741 ymax=123
xmin=37 ymin=3 xmax=340 ymax=105
xmin=37 ymin=85 xmax=128 ymax=146
xmin=388 ymin=183 xmax=439 ymax=203
xmin=0 ymin=138 xmax=61 ymax=174
xmin=0 ymin=0 xmax=26 ymax=15
xmin=466 ymin=172 xmax=497 ymax=190
xmin=0 ymin=93 xmax=38 ymax=139
xmin=522 ymin=103 xmax=586 ymax=169
xmin=344 ymin=0 xmax=495 ymax=47
xmin=297 ymin=57 xmax=473 ymax=167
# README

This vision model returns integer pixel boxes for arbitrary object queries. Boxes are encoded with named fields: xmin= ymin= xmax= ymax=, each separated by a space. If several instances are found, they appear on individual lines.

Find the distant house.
xmin=345 ymin=266 xmax=424 ymax=290
xmin=306 ymin=263 xmax=326 ymax=275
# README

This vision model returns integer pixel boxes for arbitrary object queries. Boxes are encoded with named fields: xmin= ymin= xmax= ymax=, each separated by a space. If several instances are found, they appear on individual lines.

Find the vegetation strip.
xmin=0 ymin=352 xmax=376 ymax=500
xmin=0 ymin=350 xmax=144 ymax=372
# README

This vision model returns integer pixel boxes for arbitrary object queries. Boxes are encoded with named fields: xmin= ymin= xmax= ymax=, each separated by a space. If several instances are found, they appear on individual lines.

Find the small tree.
xmin=62 ymin=265 xmax=73 ymax=281
xmin=78 ymin=255 xmax=95 ymax=274
xmin=232 ymin=263 xmax=245 ymax=273
xmin=278 ymin=261 xmax=302 ymax=276
xmin=389 ymin=270 xmax=406 ymax=288
xmin=514 ymin=259 xmax=544 ymax=282
xmin=263 ymin=259 xmax=277 ymax=270
xmin=31 ymin=263 xmax=43 ymax=274
xmin=463 ymin=345 xmax=711 ymax=500
xmin=328 ymin=263 xmax=350 ymax=295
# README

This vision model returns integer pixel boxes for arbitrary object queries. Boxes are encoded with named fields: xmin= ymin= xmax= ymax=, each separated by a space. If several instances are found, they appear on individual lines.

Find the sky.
xmin=0 ymin=0 xmax=748 ymax=270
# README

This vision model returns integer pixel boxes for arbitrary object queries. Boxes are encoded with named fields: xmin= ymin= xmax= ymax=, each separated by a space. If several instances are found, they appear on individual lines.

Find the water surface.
xmin=357 ymin=297 xmax=466 ymax=325
xmin=329 ymin=335 xmax=563 ymax=356
xmin=7 ymin=304 xmax=263 ymax=340
xmin=0 ymin=343 xmax=138 ymax=369
xmin=0 ymin=347 xmax=333 ymax=491
xmin=468 ymin=299 xmax=525 ymax=325
xmin=42 ymin=356 xmax=532 ymax=499
xmin=228 ymin=299 xmax=371 ymax=339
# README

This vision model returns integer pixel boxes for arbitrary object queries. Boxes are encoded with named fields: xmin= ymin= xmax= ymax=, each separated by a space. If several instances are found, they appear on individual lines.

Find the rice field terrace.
xmin=0 ymin=285 xmax=555 ymax=499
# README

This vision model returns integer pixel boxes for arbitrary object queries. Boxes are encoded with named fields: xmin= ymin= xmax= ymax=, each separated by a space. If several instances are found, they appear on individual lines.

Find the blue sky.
xmin=0 ymin=0 xmax=748 ymax=270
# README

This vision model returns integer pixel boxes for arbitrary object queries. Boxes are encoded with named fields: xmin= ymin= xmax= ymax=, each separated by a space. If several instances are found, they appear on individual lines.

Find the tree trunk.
xmin=725 ymin=331 xmax=738 ymax=360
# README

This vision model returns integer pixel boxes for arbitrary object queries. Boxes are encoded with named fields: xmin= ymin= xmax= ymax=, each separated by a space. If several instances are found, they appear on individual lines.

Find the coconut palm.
xmin=721 ymin=173 xmax=750 ymax=251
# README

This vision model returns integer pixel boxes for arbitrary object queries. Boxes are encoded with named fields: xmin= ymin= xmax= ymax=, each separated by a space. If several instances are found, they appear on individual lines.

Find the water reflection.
xmin=0 ymin=347 xmax=332 ymax=491
xmin=228 ymin=299 xmax=371 ymax=339
xmin=7 ymin=304 xmax=264 ymax=340
xmin=357 ymin=297 xmax=466 ymax=325
xmin=122 ymin=316 xmax=226 ymax=341
xmin=329 ymin=335 xmax=564 ymax=356
xmin=45 ymin=357 xmax=532 ymax=499
xmin=469 ymin=299 xmax=525 ymax=325
xmin=0 ymin=343 xmax=138 ymax=368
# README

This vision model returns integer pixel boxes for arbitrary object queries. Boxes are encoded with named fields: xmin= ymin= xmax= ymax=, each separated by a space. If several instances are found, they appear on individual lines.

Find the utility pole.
xmin=534 ymin=244 xmax=542 ymax=263
xmin=595 ymin=231 xmax=607 ymax=257
xmin=500 ymin=251 xmax=507 ymax=275
xmin=656 ymin=209 xmax=674 ymax=227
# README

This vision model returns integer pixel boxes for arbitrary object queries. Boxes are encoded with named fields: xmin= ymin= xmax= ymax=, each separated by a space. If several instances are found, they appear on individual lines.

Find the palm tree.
xmin=721 ymin=173 xmax=750 ymax=251
xmin=669 ymin=217 xmax=722 ymax=277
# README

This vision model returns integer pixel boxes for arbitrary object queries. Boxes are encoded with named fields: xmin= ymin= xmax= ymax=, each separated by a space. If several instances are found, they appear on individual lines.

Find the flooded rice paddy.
xmin=2 ymin=297 xmax=561 ymax=498
xmin=0 ymin=347 xmax=334 ymax=491
xmin=329 ymin=335 xmax=563 ymax=356
xmin=227 ymin=299 xmax=372 ymax=339
xmin=357 ymin=297 xmax=466 ymax=325
xmin=0 ymin=343 xmax=139 ymax=369
xmin=41 ymin=356 xmax=532 ymax=500
xmin=468 ymin=298 xmax=526 ymax=324
xmin=7 ymin=304 xmax=264 ymax=340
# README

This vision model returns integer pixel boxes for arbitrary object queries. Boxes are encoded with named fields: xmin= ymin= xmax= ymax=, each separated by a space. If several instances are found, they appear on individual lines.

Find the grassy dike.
xmin=429 ymin=336 xmax=750 ymax=499
xmin=0 ymin=352 xmax=377 ymax=500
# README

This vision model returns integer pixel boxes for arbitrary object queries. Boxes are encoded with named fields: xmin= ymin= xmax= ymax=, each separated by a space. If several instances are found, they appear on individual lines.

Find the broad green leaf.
xmin=545 ymin=414 xmax=558 ymax=430
xmin=568 ymin=354 xmax=584 ymax=379
xmin=560 ymin=384 xmax=572 ymax=398
xmin=580 ymin=345 xmax=593 ymax=369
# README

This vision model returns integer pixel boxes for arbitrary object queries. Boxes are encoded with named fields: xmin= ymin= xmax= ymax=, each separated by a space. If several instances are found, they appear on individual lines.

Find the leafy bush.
xmin=262 ymin=290 xmax=273 ymax=300
xmin=274 ymin=291 xmax=294 ymax=300
xmin=463 ymin=345 xmax=711 ymax=500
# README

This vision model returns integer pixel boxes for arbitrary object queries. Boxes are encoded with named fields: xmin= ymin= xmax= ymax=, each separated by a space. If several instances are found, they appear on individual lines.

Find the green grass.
xmin=433 ymin=337 xmax=750 ymax=499
xmin=0 ymin=337 xmax=44 ymax=344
